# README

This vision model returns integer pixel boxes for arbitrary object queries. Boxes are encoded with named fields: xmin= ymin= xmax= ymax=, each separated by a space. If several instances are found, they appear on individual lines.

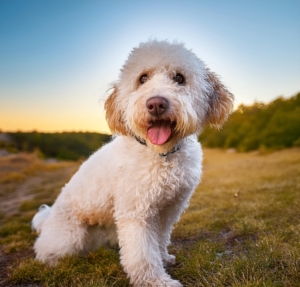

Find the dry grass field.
xmin=0 ymin=148 xmax=299 ymax=286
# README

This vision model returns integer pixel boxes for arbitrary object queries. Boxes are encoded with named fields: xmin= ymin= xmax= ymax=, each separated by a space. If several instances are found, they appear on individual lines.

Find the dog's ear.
xmin=105 ymin=87 xmax=128 ymax=135
xmin=205 ymin=69 xmax=234 ymax=128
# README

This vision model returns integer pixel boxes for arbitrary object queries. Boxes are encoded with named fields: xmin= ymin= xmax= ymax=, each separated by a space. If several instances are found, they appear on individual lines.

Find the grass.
xmin=0 ymin=148 xmax=300 ymax=286
xmin=8 ymin=249 xmax=128 ymax=287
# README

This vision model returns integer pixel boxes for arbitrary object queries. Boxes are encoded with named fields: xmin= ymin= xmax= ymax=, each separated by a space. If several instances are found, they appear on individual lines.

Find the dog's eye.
xmin=139 ymin=74 xmax=148 ymax=84
xmin=174 ymin=73 xmax=185 ymax=85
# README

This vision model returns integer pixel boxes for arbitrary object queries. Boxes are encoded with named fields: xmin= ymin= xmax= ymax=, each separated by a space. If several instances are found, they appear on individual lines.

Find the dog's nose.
xmin=146 ymin=97 xmax=168 ymax=116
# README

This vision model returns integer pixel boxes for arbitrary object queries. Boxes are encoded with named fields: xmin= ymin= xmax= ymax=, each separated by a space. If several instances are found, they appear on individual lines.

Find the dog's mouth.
xmin=147 ymin=120 xmax=175 ymax=145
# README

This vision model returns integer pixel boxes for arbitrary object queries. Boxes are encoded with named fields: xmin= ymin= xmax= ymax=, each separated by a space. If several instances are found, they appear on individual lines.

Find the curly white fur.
xmin=32 ymin=40 xmax=234 ymax=287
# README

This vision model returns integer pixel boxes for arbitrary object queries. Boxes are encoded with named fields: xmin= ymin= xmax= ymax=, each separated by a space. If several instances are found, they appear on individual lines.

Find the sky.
xmin=0 ymin=0 xmax=299 ymax=134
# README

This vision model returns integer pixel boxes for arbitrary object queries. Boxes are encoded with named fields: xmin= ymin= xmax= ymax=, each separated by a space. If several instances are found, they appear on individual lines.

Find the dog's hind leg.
xmin=33 ymin=210 xmax=88 ymax=265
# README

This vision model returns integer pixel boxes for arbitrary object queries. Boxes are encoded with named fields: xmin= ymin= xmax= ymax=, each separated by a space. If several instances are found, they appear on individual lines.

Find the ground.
xmin=0 ymin=148 xmax=299 ymax=286
xmin=0 ymin=153 xmax=78 ymax=287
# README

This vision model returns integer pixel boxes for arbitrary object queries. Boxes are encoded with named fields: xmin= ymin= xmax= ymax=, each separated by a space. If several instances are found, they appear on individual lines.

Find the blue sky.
xmin=0 ymin=0 xmax=299 ymax=133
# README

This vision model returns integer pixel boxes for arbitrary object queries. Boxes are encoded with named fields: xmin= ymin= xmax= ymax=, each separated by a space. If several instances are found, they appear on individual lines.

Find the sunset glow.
xmin=1 ymin=0 xmax=299 ymax=133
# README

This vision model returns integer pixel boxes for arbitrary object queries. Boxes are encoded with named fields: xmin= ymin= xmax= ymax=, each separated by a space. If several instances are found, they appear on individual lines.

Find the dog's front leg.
xmin=116 ymin=217 xmax=182 ymax=287
xmin=158 ymin=188 xmax=193 ymax=267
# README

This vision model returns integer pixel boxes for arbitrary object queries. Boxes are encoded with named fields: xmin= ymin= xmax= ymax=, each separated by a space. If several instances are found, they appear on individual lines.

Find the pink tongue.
xmin=147 ymin=121 xmax=172 ymax=145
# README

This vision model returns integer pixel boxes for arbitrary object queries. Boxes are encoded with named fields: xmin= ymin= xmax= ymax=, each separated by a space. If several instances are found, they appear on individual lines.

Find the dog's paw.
xmin=162 ymin=254 xmax=176 ymax=267
xmin=147 ymin=276 xmax=183 ymax=287
xmin=134 ymin=274 xmax=182 ymax=287
xmin=156 ymin=277 xmax=183 ymax=287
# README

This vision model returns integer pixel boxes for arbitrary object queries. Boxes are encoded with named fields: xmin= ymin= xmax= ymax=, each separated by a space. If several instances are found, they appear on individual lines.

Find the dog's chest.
xmin=111 ymin=137 xmax=202 ymax=220
xmin=151 ymin=157 xmax=190 ymax=195
xmin=122 ymin=153 xmax=198 ymax=211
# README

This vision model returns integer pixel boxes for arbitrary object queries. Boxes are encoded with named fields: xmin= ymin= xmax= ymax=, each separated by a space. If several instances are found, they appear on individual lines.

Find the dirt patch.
xmin=0 ymin=167 xmax=77 ymax=215
xmin=0 ymin=153 xmax=78 ymax=215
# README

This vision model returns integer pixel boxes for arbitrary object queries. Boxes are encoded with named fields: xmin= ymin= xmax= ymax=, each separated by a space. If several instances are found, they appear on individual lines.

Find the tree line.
xmin=199 ymin=92 xmax=300 ymax=151
xmin=1 ymin=93 xmax=299 ymax=159
xmin=4 ymin=132 xmax=111 ymax=160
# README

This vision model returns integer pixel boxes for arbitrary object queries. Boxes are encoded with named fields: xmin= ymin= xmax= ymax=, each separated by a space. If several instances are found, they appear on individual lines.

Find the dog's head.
xmin=105 ymin=40 xmax=234 ymax=153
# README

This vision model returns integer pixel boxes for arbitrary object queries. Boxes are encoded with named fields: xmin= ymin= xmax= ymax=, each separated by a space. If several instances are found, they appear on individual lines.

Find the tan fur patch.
xmin=76 ymin=209 xmax=115 ymax=227
xmin=205 ymin=69 xmax=234 ymax=128
xmin=105 ymin=87 xmax=128 ymax=135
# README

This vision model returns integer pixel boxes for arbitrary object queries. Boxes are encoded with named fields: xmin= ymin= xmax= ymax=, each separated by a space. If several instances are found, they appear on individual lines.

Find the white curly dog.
xmin=32 ymin=40 xmax=234 ymax=286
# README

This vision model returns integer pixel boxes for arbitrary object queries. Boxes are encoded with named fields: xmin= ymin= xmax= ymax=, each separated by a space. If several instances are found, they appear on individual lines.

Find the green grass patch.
xmin=8 ymin=248 xmax=129 ymax=287
xmin=0 ymin=216 xmax=34 ymax=254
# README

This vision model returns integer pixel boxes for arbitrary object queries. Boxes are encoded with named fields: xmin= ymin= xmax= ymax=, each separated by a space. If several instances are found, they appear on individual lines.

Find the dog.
xmin=32 ymin=40 xmax=234 ymax=287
